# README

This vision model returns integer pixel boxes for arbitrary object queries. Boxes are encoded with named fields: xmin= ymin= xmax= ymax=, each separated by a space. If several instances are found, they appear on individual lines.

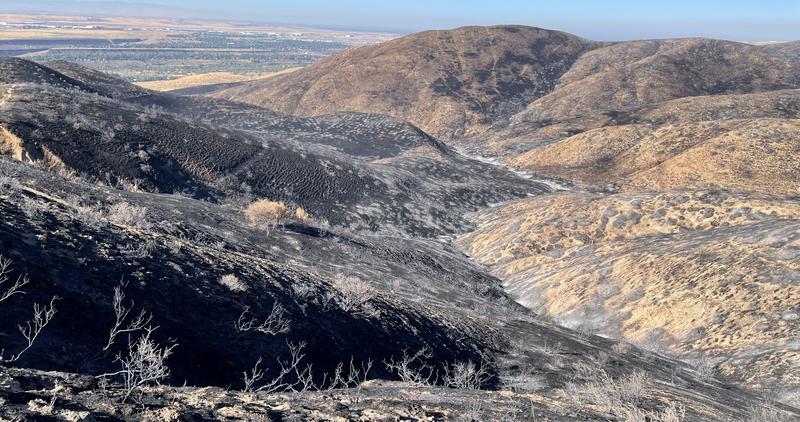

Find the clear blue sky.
xmin=13 ymin=0 xmax=800 ymax=40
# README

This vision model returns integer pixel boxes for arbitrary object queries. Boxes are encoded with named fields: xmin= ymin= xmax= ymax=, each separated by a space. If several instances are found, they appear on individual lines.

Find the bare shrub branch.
xmin=101 ymin=327 xmax=177 ymax=403
xmin=326 ymin=357 xmax=373 ymax=404
xmin=103 ymin=281 xmax=152 ymax=351
xmin=331 ymin=273 xmax=376 ymax=315
xmin=1 ymin=296 xmax=58 ymax=363
xmin=243 ymin=341 xmax=310 ymax=393
xmin=384 ymin=347 xmax=438 ymax=386
xmin=444 ymin=359 xmax=491 ymax=390
xmin=235 ymin=303 xmax=290 ymax=336
xmin=0 ymin=255 xmax=29 ymax=303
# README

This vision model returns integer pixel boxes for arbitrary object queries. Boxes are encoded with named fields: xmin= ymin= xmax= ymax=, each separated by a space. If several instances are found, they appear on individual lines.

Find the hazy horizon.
xmin=4 ymin=0 xmax=800 ymax=42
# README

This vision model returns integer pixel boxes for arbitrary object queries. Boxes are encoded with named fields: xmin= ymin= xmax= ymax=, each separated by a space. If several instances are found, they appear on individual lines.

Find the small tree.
xmin=244 ymin=200 xmax=291 ymax=229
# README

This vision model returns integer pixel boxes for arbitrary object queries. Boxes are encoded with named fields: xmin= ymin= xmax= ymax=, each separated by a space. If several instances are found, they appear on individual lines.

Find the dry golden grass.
xmin=0 ymin=124 xmax=24 ymax=160
xmin=458 ymin=191 xmax=800 ymax=389
xmin=460 ymin=191 xmax=800 ymax=265
xmin=293 ymin=207 xmax=312 ymax=224
xmin=135 ymin=69 xmax=299 ymax=92
xmin=510 ymin=119 xmax=800 ymax=197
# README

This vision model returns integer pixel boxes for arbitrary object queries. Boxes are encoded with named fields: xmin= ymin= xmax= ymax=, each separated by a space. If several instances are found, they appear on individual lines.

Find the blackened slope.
xmin=45 ymin=59 xmax=154 ymax=100
xmin=0 ymin=161 xmax=493 ymax=386
xmin=0 ymin=57 xmax=97 ymax=92
xmin=0 ymin=60 xmax=545 ymax=236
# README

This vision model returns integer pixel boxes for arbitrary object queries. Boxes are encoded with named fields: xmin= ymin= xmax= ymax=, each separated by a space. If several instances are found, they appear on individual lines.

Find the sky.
xmin=8 ymin=0 xmax=800 ymax=41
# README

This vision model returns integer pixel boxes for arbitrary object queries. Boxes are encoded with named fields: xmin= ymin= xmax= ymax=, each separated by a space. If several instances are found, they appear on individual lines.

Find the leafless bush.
xmin=0 ymin=255 xmax=29 ymax=303
xmin=0 ymin=297 xmax=58 ymax=363
xmin=0 ymin=175 xmax=21 ymax=194
xmin=498 ymin=399 xmax=538 ymax=422
xmin=74 ymin=204 xmax=105 ymax=228
xmin=219 ymin=274 xmax=247 ymax=292
xmin=107 ymin=202 xmax=151 ymax=229
xmin=20 ymin=196 xmax=44 ymax=219
xmin=564 ymin=369 xmax=651 ymax=414
xmin=0 ymin=256 xmax=58 ymax=363
xmin=326 ymin=357 xmax=374 ymax=404
xmin=779 ymin=390 xmax=800 ymax=407
xmin=103 ymin=281 xmax=152 ymax=351
xmin=656 ymin=402 xmax=687 ymax=422
xmin=384 ymin=347 xmax=438 ymax=386
xmin=501 ymin=365 xmax=546 ymax=392
xmin=244 ymin=199 xmax=291 ymax=229
xmin=612 ymin=341 xmax=633 ymax=354
xmin=619 ymin=406 xmax=649 ymax=422
xmin=235 ymin=303 xmax=290 ymax=336
xmin=120 ymin=239 xmax=156 ymax=258
xmin=444 ymin=359 xmax=491 ymax=390
xmin=618 ymin=370 xmax=650 ymax=402
xmin=116 ymin=178 xmax=146 ymax=193
xmin=689 ymin=355 xmax=717 ymax=381
xmin=291 ymin=283 xmax=315 ymax=301
xmin=320 ymin=291 xmax=336 ymax=312
xmin=619 ymin=402 xmax=686 ymax=422
xmin=104 ymin=327 xmax=176 ymax=402
xmin=63 ymin=194 xmax=104 ymax=228
xmin=570 ymin=361 xmax=597 ymax=381
xmin=331 ymin=273 xmax=376 ymax=314
xmin=528 ymin=339 xmax=559 ymax=355
xmin=243 ymin=341 xmax=312 ymax=393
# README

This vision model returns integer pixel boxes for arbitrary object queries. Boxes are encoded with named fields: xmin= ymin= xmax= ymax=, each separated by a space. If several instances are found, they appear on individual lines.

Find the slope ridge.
xmin=0 ymin=58 xmax=546 ymax=236
xmin=209 ymin=25 xmax=601 ymax=141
